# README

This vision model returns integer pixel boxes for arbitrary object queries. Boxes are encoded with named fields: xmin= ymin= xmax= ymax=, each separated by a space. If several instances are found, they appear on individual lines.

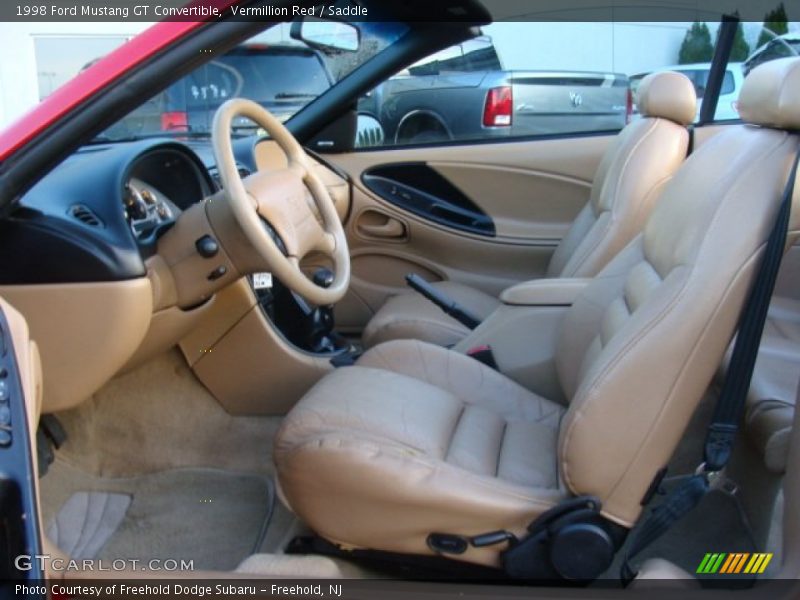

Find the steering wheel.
xmin=211 ymin=98 xmax=350 ymax=305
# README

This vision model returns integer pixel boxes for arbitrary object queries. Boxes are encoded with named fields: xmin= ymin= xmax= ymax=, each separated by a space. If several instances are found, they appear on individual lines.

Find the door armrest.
xmin=500 ymin=278 xmax=591 ymax=306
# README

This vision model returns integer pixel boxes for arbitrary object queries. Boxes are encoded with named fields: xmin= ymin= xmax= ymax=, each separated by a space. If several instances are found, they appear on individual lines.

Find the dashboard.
xmin=0 ymin=138 xmax=255 ymax=285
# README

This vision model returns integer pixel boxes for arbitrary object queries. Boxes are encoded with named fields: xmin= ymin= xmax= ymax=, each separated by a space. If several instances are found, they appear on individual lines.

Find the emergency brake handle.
xmin=405 ymin=273 xmax=482 ymax=330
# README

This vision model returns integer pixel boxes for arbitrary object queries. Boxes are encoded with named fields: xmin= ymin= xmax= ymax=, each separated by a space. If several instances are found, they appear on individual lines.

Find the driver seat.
xmin=274 ymin=58 xmax=800 ymax=570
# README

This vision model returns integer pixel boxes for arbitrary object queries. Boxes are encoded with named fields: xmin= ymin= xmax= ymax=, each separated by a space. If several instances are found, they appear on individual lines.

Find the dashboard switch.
xmin=208 ymin=265 xmax=228 ymax=281
xmin=196 ymin=235 xmax=219 ymax=258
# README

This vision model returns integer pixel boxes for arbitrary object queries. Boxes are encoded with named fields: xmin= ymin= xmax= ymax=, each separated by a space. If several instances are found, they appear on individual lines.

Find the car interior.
xmin=1 ymin=1 xmax=800 ymax=594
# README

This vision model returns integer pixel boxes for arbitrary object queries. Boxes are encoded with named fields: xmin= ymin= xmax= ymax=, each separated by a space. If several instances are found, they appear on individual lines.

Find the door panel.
xmin=362 ymin=162 xmax=495 ymax=236
xmin=327 ymin=134 xmax=613 ymax=331
xmin=429 ymin=162 xmax=589 ymax=239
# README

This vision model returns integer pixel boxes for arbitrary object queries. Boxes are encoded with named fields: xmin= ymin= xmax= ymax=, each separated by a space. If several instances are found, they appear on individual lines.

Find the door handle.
xmin=357 ymin=216 xmax=406 ymax=239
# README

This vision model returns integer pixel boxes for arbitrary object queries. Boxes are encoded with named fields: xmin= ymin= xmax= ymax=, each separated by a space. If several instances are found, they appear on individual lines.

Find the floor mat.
xmin=42 ymin=460 xmax=275 ymax=571
xmin=47 ymin=492 xmax=131 ymax=559
xmin=603 ymin=488 xmax=758 ymax=583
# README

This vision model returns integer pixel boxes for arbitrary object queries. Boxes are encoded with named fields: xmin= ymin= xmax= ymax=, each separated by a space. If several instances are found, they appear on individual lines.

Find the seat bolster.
xmin=720 ymin=296 xmax=800 ymax=473
xmin=361 ymin=282 xmax=500 ymax=348
xmin=746 ymin=399 xmax=794 ymax=474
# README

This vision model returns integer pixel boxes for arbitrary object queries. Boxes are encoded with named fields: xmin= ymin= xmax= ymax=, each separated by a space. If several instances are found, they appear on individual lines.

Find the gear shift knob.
xmin=313 ymin=267 xmax=335 ymax=290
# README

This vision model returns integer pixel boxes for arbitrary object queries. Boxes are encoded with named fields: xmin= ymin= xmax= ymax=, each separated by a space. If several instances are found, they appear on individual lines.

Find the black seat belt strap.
xmin=621 ymin=144 xmax=800 ymax=583
xmin=704 ymin=146 xmax=800 ymax=471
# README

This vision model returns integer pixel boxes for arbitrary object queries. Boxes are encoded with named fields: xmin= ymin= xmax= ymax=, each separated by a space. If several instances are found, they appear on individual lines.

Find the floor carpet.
xmin=41 ymin=460 xmax=275 ymax=571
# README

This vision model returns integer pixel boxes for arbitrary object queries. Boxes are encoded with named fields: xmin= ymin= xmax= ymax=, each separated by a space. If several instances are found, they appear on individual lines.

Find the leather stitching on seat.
xmin=494 ymin=421 xmax=508 ymax=477
xmin=443 ymin=404 xmax=467 ymax=462
xmin=287 ymin=435 xmax=564 ymax=506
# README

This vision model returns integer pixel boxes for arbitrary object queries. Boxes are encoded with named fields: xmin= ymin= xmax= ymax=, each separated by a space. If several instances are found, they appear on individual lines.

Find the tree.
xmin=757 ymin=3 xmax=789 ymax=48
xmin=730 ymin=21 xmax=751 ymax=61
xmin=679 ymin=22 xmax=714 ymax=64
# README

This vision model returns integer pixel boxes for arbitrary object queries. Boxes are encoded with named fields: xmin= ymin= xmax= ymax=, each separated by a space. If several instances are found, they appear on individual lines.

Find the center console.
xmin=250 ymin=268 xmax=362 ymax=362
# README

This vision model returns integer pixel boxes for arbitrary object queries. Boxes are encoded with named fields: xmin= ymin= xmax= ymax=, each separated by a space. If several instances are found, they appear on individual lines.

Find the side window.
xmin=354 ymin=20 xmax=800 ymax=149
xmin=356 ymin=22 xmax=749 ymax=150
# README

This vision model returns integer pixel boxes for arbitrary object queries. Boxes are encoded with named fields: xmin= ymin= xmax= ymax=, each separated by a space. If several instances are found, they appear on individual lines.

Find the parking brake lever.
xmin=405 ymin=273 xmax=482 ymax=330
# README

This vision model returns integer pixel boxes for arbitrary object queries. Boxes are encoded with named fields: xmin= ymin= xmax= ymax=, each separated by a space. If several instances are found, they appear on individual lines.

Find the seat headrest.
xmin=739 ymin=57 xmax=800 ymax=130
xmin=637 ymin=71 xmax=697 ymax=126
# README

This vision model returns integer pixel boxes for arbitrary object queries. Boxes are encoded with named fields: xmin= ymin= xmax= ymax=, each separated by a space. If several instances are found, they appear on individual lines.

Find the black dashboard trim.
xmin=0 ymin=140 xmax=215 ymax=284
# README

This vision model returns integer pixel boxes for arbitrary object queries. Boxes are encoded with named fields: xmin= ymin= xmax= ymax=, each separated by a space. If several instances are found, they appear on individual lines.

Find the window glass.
xmin=353 ymin=20 xmax=797 ymax=149
xmin=405 ymin=37 xmax=502 ymax=76
xmin=97 ymin=21 xmax=407 ymax=141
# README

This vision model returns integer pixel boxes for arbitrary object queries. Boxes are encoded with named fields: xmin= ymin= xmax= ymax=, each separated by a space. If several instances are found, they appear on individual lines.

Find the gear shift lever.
xmin=308 ymin=268 xmax=336 ymax=352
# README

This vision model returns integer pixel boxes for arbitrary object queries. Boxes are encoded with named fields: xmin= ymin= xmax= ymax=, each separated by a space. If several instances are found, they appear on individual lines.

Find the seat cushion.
xmin=742 ymin=296 xmax=800 ymax=473
xmin=361 ymin=281 xmax=501 ymax=348
xmin=763 ymin=296 xmax=800 ymax=344
xmin=274 ymin=340 xmax=566 ymax=566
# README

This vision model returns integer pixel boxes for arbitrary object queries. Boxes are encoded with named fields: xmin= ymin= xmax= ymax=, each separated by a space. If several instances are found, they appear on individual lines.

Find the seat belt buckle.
xmin=694 ymin=462 xmax=738 ymax=495
xmin=466 ymin=345 xmax=498 ymax=370
xmin=703 ymin=423 xmax=738 ymax=473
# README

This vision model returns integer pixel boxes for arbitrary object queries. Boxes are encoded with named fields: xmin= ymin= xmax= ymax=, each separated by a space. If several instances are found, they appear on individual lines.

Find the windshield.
xmin=97 ymin=21 xmax=407 ymax=141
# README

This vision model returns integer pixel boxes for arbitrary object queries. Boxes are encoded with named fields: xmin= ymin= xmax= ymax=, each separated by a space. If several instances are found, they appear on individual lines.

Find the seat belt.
xmin=621 ymin=144 xmax=800 ymax=582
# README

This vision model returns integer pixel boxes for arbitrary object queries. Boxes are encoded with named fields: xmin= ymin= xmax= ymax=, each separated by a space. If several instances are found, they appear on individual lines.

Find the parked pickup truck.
xmin=358 ymin=37 xmax=632 ymax=145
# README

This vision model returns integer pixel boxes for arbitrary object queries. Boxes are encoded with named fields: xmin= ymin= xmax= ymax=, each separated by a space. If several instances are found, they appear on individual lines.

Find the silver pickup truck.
xmin=359 ymin=37 xmax=631 ymax=145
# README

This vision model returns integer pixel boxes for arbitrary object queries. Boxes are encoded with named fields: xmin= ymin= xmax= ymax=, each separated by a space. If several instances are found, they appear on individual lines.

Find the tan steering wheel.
xmin=212 ymin=98 xmax=350 ymax=305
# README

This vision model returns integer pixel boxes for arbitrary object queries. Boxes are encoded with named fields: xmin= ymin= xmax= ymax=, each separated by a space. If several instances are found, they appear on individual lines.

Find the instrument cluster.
xmin=123 ymin=178 xmax=177 ymax=242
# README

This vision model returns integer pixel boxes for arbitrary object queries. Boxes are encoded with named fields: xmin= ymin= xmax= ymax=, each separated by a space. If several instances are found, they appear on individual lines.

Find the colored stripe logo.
xmin=696 ymin=552 xmax=773 ymax=574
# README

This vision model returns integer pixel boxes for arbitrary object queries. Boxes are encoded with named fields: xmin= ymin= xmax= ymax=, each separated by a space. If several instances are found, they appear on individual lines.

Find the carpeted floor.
xmin=41 ymin=460 xmax=275 ymax=571
xmin=39 ymin=349 xmax=780 ymax=581
xmin=53 ymin=349 xmax=282 ymax=478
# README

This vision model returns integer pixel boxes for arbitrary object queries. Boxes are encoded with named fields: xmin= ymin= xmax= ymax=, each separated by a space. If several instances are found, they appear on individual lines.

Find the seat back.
xmin=547 ymin=71 xmax=696 ymax=278
xmin=554 ymin=58 xmax=800 ymax=527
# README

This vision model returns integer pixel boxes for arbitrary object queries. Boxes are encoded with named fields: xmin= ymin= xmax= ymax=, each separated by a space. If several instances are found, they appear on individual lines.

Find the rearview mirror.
xmin=291 ymin=18 xmax=360 ymax=53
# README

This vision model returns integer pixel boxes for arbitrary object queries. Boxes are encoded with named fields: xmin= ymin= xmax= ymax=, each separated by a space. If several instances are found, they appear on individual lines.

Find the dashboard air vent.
xmin=69 ymin=204 xmax=104 ymax=228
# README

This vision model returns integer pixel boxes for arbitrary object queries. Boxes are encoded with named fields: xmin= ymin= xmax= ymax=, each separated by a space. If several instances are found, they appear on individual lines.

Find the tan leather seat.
xmin=275 ymin=58 xmax=800 ymax=569
xmin=362 ymin=71 xmax=697 ymax=348
xmin=739 ymin=296 xmax=800 ymax=473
